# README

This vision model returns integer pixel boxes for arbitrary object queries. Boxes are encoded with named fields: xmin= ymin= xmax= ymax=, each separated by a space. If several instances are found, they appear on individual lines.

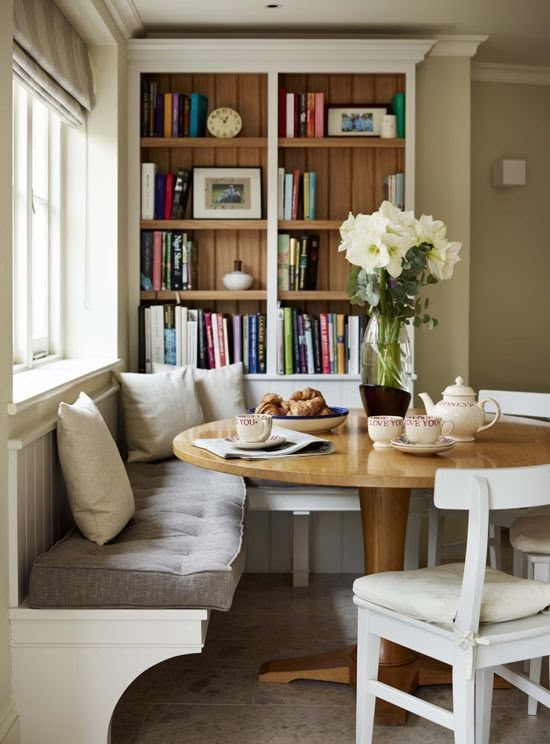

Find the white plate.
xmin=390 ymin=436 xmax=455 ymax=456
xmin=261 ymin=407 xmax=349 ymax=434
xmin=224 ymin=435 xmax=287 ymax=450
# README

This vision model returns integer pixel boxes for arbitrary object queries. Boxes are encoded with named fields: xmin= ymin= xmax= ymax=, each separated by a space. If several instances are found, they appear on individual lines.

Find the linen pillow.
xmin=152 ymin=362 xmax=246 ymax=422
xmin=116 ymin=367 xmax=204 ymax=462
xmin=57 ymin=392 xmax=135 ymax=545
xmin=353 ymin=562 xmax=550 ymax=626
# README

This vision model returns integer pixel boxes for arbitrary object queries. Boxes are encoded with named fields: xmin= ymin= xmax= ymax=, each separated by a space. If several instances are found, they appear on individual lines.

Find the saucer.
xmin=390 ymin=436 xmax=455 ymax=456
xmin=225 ymin=435 xmax=286 ymax=450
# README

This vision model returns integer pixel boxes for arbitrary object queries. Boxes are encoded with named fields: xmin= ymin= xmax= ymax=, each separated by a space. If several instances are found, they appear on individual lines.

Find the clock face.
xmin=207 ymin=107 xmax=243 ymax=138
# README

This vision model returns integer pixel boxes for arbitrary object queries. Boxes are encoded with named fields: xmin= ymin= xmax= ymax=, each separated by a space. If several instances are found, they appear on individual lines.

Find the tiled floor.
xmin=111 ymin=573 xmax=550 ymax=743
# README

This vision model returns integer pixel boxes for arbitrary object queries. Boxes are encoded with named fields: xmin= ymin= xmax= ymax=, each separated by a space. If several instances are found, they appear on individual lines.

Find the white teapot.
xmin=418 ymin=376 xmax=501 ymax=442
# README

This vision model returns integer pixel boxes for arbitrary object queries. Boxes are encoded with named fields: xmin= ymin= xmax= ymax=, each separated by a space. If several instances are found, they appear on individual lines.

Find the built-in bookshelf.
xmin=128 ymin=39 xmax=433 ymax=404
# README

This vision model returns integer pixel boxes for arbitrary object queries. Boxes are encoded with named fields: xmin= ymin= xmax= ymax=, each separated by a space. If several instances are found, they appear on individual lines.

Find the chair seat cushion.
xmin=510 ymin=508 xmax=550 ymax=554
xmin=28 ymin=459 xmax=246 ymax=611
xmin=353 ymin=562 xmax=550 ymax=626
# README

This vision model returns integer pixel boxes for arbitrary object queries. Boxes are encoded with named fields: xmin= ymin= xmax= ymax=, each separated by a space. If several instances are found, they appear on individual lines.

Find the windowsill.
xmin=8 ymin=357 xmax=123 ymax=415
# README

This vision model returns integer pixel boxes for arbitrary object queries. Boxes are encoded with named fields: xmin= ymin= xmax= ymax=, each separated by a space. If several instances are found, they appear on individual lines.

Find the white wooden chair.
xmin=354 ymin=464 xmax=550 ymax=744
xmin=427 ymin=390 xmax=550 ymax=572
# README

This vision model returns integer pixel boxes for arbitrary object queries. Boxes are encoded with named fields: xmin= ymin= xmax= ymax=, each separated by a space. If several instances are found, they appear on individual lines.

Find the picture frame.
xmin=326 ymin=104 xmax=388 ymax=137
xmin=192 ymin=167 xmax=262 ymax=219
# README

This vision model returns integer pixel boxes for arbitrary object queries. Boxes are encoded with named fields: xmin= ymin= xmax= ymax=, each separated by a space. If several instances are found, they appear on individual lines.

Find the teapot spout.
xmin=419 ymin=392 xmax=436 ymax=416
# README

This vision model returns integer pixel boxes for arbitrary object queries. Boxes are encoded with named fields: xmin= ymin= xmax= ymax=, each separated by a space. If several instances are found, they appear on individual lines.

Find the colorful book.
xmin=303 ymin=172 xmax=310 ymax=221
xmin=171 ymin=168 xmax=192 ymax=219
xmin=283 ymin=306 xmax=293 ymax=375
xmin=189 ymin=92 xmax=208 ymax=137
xmin=164 ymin=173 xmax=174 ymax=219
xmin=197 ymin=308 xmax=207 ymax=368
xmin=248 ymin=313 xmax=258 ymax=373
xmin=291 ymin=169 xmax=300 ymax=220
xmin=314 ymin=92 xmax=324 ymax=137
xmin=297 ymin=312 xmax=307 ymax=373
xmin=141 ymin=163 xmax=158 ymax=220
xmin=140 ymin=231 xmax=154 ymax=290
xmin=283 ymin=172 xmax=293 ymax=220
xmin=278 ymin=88 xmax=287 ymax=138
xmin=257 ymin=313 xmax=266 ymax=373
xmin=348 ymin=315 xmax=360 ymax=375
xmin=319 ymin=313 xmax=330 ymax=374
xmin=312 ymin=316 xmax=322 ymax=373
xmin=286 ymin=92 xmax=295 ymax=138
xmin=278 ymin=167 xmax=285 ymax=220
xmin=304 ymin=234 xmax=319 ymax=290
xmin=187 ymin=308 xmax=198 ymax=367
xmin=242 ymin=315 xmax=249 ymax=373
xmin=277 ymin=305 xmax=285 ymax=375
xmin=298 ymin=93 xmax=307 ymax=137
xmin=172 ymin=93 xmax=180 ymax=137
xmin=306 ymin=92 xmax=315 ymax=137
xmin=391 ymin=92 xmax=405 ymax=138
xmin=171 ymin=231 xmax=183 ymax=290
xmin=297 ymin=237 xmax=308 ymax=290
xmin=222 ymin=316 xmax=230 ymax=367
xmin=327 ymin=313 xmax=335 ymax=374
xmin=308 ymin=172 xmax=316 ymax=220
xmin=232 ymin=314 xmax=242 ymax=364
xmin=163 ymin=93 xmax=172 ymax=137
xmin=144 ymin=306 xmax=152 ymax=373
xmin=154 ymin=92 xmax=164 ymax=137
xmin=204 ymin=312 xmax=216 ymax=369
xmin=277 ymin=233 xmax=290 ymax=290
xmin=161 ymin=231 xmax=171 ymax=290
xmin=336 ymin=314 xmax=346 ymax=374
xmin=154 ymin=172 xmax=166 ymax=219
xmin=152 ymin=230 xmax=162 ymax=291
xmin=304 ymin=314 xmax=315 ymax=373
xmin=288 ymin=237 xmax=298 ymax=291
xmin=164 ymin=305 xmax=176 ymax=365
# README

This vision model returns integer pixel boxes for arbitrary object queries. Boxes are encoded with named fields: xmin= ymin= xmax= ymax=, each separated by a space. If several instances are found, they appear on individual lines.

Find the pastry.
xmin=255 ymin=389 xmax=331 ymax=417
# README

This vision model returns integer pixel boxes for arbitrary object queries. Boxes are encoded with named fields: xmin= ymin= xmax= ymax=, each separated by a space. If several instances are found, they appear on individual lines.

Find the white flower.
xmin=337 ymin=212 xmax=356 ymax=253
xmin=379 ymin=200 xmax=416 ymax=232
xmin=385 ymin=232 xmax=410 ymax=278
xmin=426 ymin=239 xmax=462 ymax=280
xmin=414 ymin=214 xmax=447 ymax=246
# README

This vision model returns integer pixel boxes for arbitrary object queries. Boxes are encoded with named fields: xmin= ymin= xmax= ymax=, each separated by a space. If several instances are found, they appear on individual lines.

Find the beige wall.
xmin=470 ymin=81 xmax=550 ymax=392
xmin=413 ymin=55 xmax=472 ymax=405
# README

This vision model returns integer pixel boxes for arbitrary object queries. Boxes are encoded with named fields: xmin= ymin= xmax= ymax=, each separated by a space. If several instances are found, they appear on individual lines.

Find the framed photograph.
xmin=192 ymin=167 xmax=262 ymax=219
xmin=326 ymin=105 xmax=388 ymax=137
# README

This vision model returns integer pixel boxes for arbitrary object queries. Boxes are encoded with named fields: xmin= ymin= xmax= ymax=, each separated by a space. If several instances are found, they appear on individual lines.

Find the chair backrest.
xmin=479 ymin=389 xmax=550 ymax=419
xmin=434 ymin=465 xmax=550 ymax=634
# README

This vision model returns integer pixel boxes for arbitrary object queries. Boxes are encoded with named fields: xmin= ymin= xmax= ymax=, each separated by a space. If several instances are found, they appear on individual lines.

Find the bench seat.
xmin=28 ymin=459 xmax=247 ymax=611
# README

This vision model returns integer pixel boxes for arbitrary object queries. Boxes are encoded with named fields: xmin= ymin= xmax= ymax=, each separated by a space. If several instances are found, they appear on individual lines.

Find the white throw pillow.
xmin=152 ymin=362 xmax=246 ymax=422
xmin=57 ymin=392 xmax=135 ymax=545
xmin=116 ymin=367 xmax=204 ymax=462
xmin=353 ymin=562 xmax=550 ymax=626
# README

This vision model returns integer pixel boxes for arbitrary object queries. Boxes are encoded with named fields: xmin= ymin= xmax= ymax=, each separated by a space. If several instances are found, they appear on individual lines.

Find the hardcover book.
xmin=164 ymin=173 xmax=174 ymax=220
xmin=171 ymin=231 xmax=184 ymax=290
xmin=141 ymin=162 xmax=158 ymax=220
xmin=189 ymin=92 xmax=208 ymax=137
xmin=163 ymin=93 xmax=172 ymax=137
xmin=164 ymin=304 xmax=176 ymax=365
xmin=277 ymin=233 xmax=290 ymax=290
xmin=171 ymin=168 xmax=192 ymax=219
xmin=140 ymin=231 xmax=154 ymax=290
xmin=154 ymin=172 xmax=166 ymax=220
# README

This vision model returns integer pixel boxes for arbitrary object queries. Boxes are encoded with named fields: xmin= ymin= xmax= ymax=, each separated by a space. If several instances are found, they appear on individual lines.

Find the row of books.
xmin=277 ymin=234 xmax=319 ymax=291
xmin=139 ymin=306 xmax=267 ymax=373
xmin=279 ymin=90 xmax=325 ymax=138
xmin=140 ymin=231 xmax=198 ymax=291
xmin=278 ymin=168 xmax=316 ymax=221
xmin=383 ymin=172 xmax=405 ymax=210
xmin=277 ymin=307 xmax=368 ymax=375
xmin=141 ymin=80 xmax=208 ymax=137
xmin=141 ymin=165 xmax=192 ymax=221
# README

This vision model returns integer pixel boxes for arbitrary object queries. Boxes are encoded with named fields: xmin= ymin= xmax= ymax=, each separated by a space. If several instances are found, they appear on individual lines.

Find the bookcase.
xmin=128 ymin=39 xmax=434 ymax=406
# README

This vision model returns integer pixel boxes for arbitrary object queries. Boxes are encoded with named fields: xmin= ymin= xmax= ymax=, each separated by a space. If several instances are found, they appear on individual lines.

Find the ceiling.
xmin=104 ymin=0 xmax=550 ymax=66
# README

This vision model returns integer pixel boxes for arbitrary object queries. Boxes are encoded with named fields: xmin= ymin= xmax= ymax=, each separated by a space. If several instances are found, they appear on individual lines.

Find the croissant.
xmin=254 ymin=389 xmax=331 ymax=417
xmin=288 ymin=396 xmax=325 ymax=416
xmin=289 ymin=387 xmax=323 ymax=402
xmin=255 ymin=393 xmax=285 ymax=415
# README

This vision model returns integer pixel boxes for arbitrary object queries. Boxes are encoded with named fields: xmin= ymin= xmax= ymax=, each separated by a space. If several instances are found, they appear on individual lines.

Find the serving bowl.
xmin=250 ymin=406 xmax=349 ymax=433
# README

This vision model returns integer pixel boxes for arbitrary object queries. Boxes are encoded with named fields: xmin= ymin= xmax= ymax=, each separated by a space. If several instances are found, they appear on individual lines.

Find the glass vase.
xmin=359 ymin=312 xmax=412 ymax=417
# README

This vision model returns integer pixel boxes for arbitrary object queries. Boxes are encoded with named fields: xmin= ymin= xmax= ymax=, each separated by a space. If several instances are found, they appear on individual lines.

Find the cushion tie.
xmin=453 ymin=625 xmax=490 ymax=680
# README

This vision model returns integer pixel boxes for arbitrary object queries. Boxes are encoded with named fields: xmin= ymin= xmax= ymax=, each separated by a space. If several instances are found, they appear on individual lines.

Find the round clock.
xmin=207 ymin=107 xmax=243 ymax=138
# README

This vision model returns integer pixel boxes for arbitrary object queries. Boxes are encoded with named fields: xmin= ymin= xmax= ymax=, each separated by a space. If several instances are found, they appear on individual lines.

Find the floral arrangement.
xmin=338 ymin=201 xmax=461 ymax=389
xmin=338 ymin=200 xmax=461 ymax=328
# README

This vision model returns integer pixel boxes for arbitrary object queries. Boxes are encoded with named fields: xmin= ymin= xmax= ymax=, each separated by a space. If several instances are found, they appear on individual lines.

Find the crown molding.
xmin=472 ymin=62 xmax=550 ymax=86
xmin=429 ymin=35 xmax=489 ymax=58
xmin=102 ymin=0 xmax=144 ymax=38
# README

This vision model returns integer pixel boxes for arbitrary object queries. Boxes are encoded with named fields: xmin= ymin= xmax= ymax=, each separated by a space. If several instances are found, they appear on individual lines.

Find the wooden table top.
xmin=172 ymin=409 xmax=550 ymax=489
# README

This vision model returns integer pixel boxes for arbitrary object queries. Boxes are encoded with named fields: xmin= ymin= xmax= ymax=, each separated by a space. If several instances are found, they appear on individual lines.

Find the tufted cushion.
xmin=510 ymin=508 xmax=550 ymax=554
xmin=353 ymin=562 xmax=550 ymax=626
xmin=28 ymin=459 xmax=246 ymax=610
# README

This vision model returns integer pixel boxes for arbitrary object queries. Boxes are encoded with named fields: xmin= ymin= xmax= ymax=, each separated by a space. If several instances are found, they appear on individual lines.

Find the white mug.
xmin=235 ymin=414 xmax=272 ymax=443
xmin=404 ymin=415 xmax=454 ymax=445
xmin=367 ymin=416 xmax=404 ymax=449
xmin=380 ymin=114 xmax=397 ymax=139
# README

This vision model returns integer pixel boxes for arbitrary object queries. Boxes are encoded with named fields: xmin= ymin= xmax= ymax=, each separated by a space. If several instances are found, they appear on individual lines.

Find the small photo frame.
xmin=192 ymin=167 xmax=262 ymax=219
xmin=326 ymin=105 xmax=388 ymax=137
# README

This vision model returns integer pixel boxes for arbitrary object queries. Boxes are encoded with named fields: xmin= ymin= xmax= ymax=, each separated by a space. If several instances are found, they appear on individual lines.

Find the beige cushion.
xmin=152 ymin=362 xmax=246 ymax=422
xmin=57 ymin=392 xmax=135 ymax=545
xmin=353 ymin=562 xmax=550 ymax=626
xmin=116 ymin=368 xmax=204 ymax=462
xmin=510 ymin=508 xmax=550 ymax=553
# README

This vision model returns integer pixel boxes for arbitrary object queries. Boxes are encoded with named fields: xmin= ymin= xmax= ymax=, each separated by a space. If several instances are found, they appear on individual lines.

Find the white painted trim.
xmin=0 ymin=701 xmax=18 ymax=743
xmin=429 ymin=35 xmax=489 ymax=58
xmin=472 ymin=62 xmax=550 ymax=86
xmin=102 ymin=0 xmax=143 ymax=38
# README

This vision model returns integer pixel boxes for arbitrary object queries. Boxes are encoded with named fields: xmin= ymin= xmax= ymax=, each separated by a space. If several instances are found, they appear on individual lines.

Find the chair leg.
xmin=356 ymin=608 xmax=380 ymax=744
xmin=427 ymin=503 xmax=442 ymax=567
xmin=452 ymin=658 xmax=475 ymax=744
xmin=475 ymin=668 xmax=494 ymax=744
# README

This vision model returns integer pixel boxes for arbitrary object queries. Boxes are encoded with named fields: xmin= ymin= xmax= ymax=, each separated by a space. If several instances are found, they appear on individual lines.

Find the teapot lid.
xmin=442 ymin=376 xmax=476 ymax=397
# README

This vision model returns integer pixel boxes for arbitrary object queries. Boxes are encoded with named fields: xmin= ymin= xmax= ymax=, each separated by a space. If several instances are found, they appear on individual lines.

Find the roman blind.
xmin=13 ymin=0 xmax=94 ymax=126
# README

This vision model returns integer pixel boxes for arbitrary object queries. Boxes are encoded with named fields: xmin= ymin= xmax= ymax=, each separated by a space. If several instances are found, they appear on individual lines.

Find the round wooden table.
xmin=173 ymin=409 xmax=550 ymax=723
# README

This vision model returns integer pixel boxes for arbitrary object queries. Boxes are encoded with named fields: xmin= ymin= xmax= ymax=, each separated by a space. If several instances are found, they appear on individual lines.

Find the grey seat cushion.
xmin=28 ymin=460 xmax=246 ymax=611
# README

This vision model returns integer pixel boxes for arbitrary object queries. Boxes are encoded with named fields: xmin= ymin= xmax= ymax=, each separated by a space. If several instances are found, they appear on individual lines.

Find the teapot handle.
xmin=477 ymin=398 xmax=502 ymax=433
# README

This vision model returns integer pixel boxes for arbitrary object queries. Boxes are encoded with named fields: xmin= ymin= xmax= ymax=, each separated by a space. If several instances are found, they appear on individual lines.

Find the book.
xmin=154 ymin=172 xmax=166 ymax=219
xmin=396 ymin=172 xmax=404 ymax=210
xmin=314 ymin=92 xmax=324 ymax=137
xmin=222 ymin=315 xmax=230 ymax=367
xmin=186 ymin=240 xmax=198 ymax=289
xmin=242 ymin=315 xmax=249 ymax=373
xmin=308 ymin=172 xmax=316 ymax=220
xmin=277 ymin=233 xmax=290 ymax=290
xmin=203 ymin=312 xmax=215 ymax=369
xmin=187 ymin=308 xmax=198 ymax=367
xmin=283 ymin=306 xmax=293 ymax=375
xmin=141 ymin=163 xmax=158 ymax=220
xmin=303 ymin=314 xmax=315 ymax=373
xmin=164 ymin=172 xmax=174 ymax=219
xmin=297 ymin=312 xmax=307 ymax=373
xmin=277 ymin=167 xmax=285 ymax=220
xmin=257 ymin=313 xmax=266 ymax=373
xmin=283 ymin=172 xmax=293 ymax=220
xmin=278 ymin=88 xmax=287 ymax=138
xmin=152 ymin=230 xmax=162 ymax=291
xmin=306 ymin=92 xmax=315 ymax=137
xmin=171 ymin=231 xmax=184 ymax=290
xmin=154 ymin=92 xmax=164 ymax=137
xmin=211 ymin=313 xmax=221 ymax=368
xmin=288 ymin=237 xmax=298 ymax=291
xmin=197 ymin=308 xmax=207 ymax=368
xmin=150 ymin=304 xmax=165 ymax=364
xmin=171 ymin=168 xmax=192 ymax=219
xmin=319 ymin=313 xmax=330 ymax=374
xmin=336 ymin=314 xmax=346 ymax=374
xmin=277 ymin=305 xmax=285 ymax=374
xmin=161 ymin=231 xmax=171 ymax=290
xmin=297 ymin=237 xmax=308 ymax=290
xmin=303 ymin=172 xmax=310 ymax=221
xmin=163 ymin=93 xmax=172 ymax=137
xmin=292 ymin=308 xmax=300 ymax=373
xmin=172 ymin=93 xmax=180 ymax=137
xmin=232 ymin=314 xmax=242 ymax=364
xmin=298 ymin=92 xmax=307 ymax=137
xmin=286 ymin=92 xmax=295 ymax=138
xmin=327 ymin=313 xmax=335 ymax=374
xmin=312 ymin=315 xmax=322 ymax=373
xmin=140 ymin=231 xmax=154 ymax=290
xmin=189 ymin=92 xmax=208 ymax=137
xmin=248 ymin=313 xmax=258 ymax=373
xmin=144 ymin=306 xmax=152 ymax=373
xmin=304 ymin=234 xmax=319 ymax=290
xmin=291 ymin=168 xmax=300 ymax=220
xmin=391 ymin=92 xmax=405 ymax=138
xmin=164 ymin=304 xmax=176 ymax=365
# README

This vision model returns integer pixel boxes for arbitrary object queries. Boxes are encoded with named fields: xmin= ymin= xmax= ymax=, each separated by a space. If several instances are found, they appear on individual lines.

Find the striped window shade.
xmin=13 ymin=0 xmax=94 ymax=126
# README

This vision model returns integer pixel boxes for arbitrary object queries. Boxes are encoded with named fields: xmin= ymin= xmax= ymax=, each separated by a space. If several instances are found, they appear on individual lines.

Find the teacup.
xmin=235 ymin=413 xmax=273 ymax=443
xmin=367 ymin=416 xmax=404 ymax=449
xmin=404 ymin=415 xmax=454 ymax=445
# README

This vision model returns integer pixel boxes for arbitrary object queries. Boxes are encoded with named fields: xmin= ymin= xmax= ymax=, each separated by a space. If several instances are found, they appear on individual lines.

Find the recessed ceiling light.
xmin=265 ymin=4 xmax=282 ymax=8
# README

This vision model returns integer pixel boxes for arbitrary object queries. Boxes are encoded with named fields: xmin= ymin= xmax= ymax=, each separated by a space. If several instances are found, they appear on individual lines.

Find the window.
xmin=12 ymin=80 xmax=61 ymax=370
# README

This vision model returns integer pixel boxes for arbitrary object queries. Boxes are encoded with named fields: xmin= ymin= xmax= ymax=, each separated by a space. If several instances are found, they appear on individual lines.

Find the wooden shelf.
xmin=141 ymin=290 xmax=267 ymax=301
xmin=278 ymin=290 xmax=349 ymax=301
xmin=279 ymin=137 xmax=405 ymax=149
xmin=141 ymin=219 xmax=267 ymax=230
xmin=278 ymin=220 xmax=341 ymax=230
xmin=141 ymin=137 xmax=267 ymax=148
